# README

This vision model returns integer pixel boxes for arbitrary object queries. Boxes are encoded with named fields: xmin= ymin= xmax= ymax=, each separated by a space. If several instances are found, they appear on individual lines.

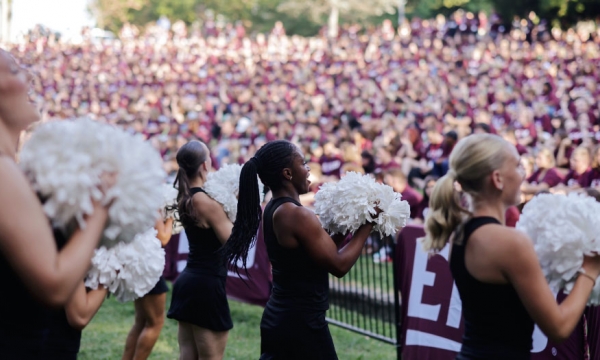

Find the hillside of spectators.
xmin=10 ymin=12 xmax=600 ymax=224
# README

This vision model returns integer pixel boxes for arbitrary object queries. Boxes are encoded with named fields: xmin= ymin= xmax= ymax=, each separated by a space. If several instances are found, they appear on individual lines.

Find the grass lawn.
xmin=80 ymin=285 xmax=396 ymax=360
xmin=344 ymin=254 xmax=394 ymax=291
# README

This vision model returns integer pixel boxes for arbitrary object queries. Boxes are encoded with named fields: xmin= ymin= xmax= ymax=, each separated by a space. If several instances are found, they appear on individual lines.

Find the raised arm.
xmin=155 ymin=217 xmax=174 ymax=247
xmin=275 ymin=204 xmax=374 ymax=278
xmin=194 ymin=193 xmax=234 ymax=245
xmin=502 ymin=230 xmax=600 ymax=343
xmin=0 ymin=159 xmax=110 ymax=307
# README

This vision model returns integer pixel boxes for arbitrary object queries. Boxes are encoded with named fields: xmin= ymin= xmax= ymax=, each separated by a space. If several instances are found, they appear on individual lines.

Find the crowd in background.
xmin=10 ymin=11 xmax=600 ymax=229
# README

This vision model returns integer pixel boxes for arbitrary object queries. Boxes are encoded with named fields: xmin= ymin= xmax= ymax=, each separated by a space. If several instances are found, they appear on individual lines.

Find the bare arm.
xmin=155 ymin=217 xmax=174 ymax=247
xmin=502 ymin=231 xmax=599 ymax=343
xmin=521 ymin=181 xmax=550 ymax=195
xmin=65 ymin=283 xmax=108 ymax=331
xmin=0 ymin=159 xmax=109 ymax=307
xmin=194 ymin=194 xmax=233 ymax=245
xmin=276 ymin=205 xmax=374 ymax=278
xmin=556 ymin=138 xmax=571 ymax=166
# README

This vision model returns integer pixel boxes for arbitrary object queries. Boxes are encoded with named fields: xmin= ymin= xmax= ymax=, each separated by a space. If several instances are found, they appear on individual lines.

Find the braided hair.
xmin=222 ymin=140 xmax=297 ymax=274
xmin=173 ymin=140 xmax=208 ymax=228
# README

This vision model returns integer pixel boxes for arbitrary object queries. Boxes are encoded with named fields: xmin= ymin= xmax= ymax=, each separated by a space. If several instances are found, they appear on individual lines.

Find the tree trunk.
xmin=397 ymin=0 xmax=405 ymax=26
xmin=328 ymin=3 xmax=339 ymax=39
xmin=0 ymin=0 xmax=10 ymax=43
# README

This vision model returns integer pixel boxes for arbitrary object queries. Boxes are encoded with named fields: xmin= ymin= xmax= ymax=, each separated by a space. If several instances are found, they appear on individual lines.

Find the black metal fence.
xmin=327 ymin=234 xmax=402 ymax=359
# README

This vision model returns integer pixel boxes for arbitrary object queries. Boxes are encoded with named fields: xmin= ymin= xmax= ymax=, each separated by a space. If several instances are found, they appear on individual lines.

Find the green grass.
xmin=80 ymin=284 xmax=395 ymax=360
xmin=345 ymin=254 xmax=395 ymax=290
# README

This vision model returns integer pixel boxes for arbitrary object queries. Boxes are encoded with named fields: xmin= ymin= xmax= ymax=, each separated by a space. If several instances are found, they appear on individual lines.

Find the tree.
xmin=89 ymin=0 xmax=146 ymax=31
xmin=277 ymin=0 xmax=397 ymax=37
xmin=0 ymin=0 xmax=12 ymax=42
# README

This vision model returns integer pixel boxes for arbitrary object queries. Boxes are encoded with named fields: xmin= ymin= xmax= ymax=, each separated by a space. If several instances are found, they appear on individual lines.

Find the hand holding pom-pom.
xmin=161 ymin=184 xmax=178 ymax=220
xmin=516 ymin=192 xmax=600 ymax=305
xmin=313 ymin=172 xmax=410 ymax=237
xmin=19 ymin=117 xmax=166 ymax=243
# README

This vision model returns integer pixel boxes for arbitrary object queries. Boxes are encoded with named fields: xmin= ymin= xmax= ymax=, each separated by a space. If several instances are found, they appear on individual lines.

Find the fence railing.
xmin=326 ymin=234 xmax=402 ymax=359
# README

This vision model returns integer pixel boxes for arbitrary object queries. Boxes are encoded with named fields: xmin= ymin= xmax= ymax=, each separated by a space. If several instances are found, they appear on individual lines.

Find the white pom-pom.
xmin=85 ymin=228 xmax=165 ymax=302
xmin=313 ymin=172 xmax=411 ymax=237
xmin=204 ymin=163 xmax=265 ymax=223
xmin=516 ymin=193 xmax=600 ymax=305
xmin=19 ymin=117 xmax=166 ymax=243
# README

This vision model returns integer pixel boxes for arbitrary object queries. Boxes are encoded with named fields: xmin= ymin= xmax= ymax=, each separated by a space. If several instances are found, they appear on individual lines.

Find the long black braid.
xmin=222 ymin=140 xmax=297 ymax=276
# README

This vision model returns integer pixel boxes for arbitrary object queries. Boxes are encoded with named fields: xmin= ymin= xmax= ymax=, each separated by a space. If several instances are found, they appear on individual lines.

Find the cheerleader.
xmin=223 ymin=140 xmax=378 ymax=359
xmin=166 ymin=141 xmax=234 ymax=359
xmin=122 ymin=217 xmax=173 ymax=360
xmin=41 ymin=229 xmax=108 ymax=359
xmin=0 ymin=50 xmax=112 ymax=357
xmin=423 ymin=133 xmax=600 ymax=360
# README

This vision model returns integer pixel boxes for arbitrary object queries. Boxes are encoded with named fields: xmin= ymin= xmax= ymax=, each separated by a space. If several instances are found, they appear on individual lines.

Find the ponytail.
xmin=423 ymin=172 xmax=470 ymax=252
xmin=222 ymin=159 xmax=262 ymax=275
xmin=174 ymin=167 xmax=197 ymax=228
xmin=222 ymin=140 xmax=297 ymax=275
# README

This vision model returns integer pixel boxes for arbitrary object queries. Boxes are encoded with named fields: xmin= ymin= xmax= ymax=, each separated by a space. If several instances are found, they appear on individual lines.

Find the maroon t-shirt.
xmin=587 ymin=168 xmax=600 ymax=188
xmin=568 ymin=128 xmax=593 ymax=146
xmin=376 ymin=160 xmax=401 ymax=173
xmin=319 ymin=155 xmax=344 ymax=178
xmin=514 ymin=123 xmax=538 ymax=146
xmin=422 ymin=143 xmax=445 ymax=162
xmin=515 ymin=144 xmax=529 ymax=156
xmin=563 ymin=168 xmax=593 ymax=187
xmin=527 ymin=168 xmax=563 ymax=187
xmin=401 ymin=186 xmax=423 ymax=219
xmin=414 ymin=197 xmax=429 ymax=221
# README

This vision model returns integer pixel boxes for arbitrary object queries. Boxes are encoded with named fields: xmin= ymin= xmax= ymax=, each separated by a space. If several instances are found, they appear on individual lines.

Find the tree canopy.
xmin=89 ymin=0 xmax=600 ymax=35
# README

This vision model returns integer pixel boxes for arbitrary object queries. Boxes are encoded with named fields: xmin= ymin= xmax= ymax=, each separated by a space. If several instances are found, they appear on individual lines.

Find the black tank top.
xmin=0 ymin=236 xmax=51 ymax=356
xmin=450 ymin=217 xmax=534 ymax=359
xmin=183 ymin=188 xmax=227 ymax=277
xmin=263 ymin=197 xmax=329 ymax=312
xmin=41 ymin=228 xmax=82 ymax=357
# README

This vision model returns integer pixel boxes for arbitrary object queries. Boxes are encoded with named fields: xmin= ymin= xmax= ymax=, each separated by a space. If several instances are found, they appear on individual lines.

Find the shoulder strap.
xmin=190 ymin=187 xmax=206 ymax=195
xmin=459 ymin=216 xmax=501 ymax=246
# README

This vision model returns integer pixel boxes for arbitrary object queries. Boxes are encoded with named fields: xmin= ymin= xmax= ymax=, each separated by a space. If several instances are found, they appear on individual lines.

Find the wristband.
xmin=578 ymin=268 xmax=597 ymax=286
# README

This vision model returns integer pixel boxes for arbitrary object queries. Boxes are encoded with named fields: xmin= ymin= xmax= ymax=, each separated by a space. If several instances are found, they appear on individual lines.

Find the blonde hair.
xmin=537 ymin=148 xmax=556 ymax=168
xmin=423 ymin=134 xmax=512 ymax=252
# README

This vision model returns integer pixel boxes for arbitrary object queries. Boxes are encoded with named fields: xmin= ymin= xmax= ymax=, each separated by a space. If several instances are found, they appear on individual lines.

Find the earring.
xmin=289 ymin=177 xmax=293 ymax=181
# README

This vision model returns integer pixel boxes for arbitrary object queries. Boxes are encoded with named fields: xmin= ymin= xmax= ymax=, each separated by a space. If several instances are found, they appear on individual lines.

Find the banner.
xmin=396 ymin=225 xmax=591 ymax=360
xmin=163 ymin=224 xmax=272 ymax=307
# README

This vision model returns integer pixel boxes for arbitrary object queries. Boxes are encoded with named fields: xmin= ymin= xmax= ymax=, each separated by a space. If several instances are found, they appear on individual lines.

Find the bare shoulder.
xmin=273 ymin=202 xmax=318 ymax=226
xmin=471 ymin=224 xmax=532 ymax=251
xmin=191 ymin=191 xmax=223 ymax=215
xmin=0 ymin=157 xmax=36 ymax=203
xmin=471 ymin=224 xmax=534 ymax=261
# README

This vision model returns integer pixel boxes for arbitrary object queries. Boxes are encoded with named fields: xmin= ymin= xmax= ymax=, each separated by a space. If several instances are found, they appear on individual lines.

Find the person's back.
xmin=450 ymin=217 xmax=534 ymax=359
xmin=183 ymin=188 xmax=227 ymax=276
